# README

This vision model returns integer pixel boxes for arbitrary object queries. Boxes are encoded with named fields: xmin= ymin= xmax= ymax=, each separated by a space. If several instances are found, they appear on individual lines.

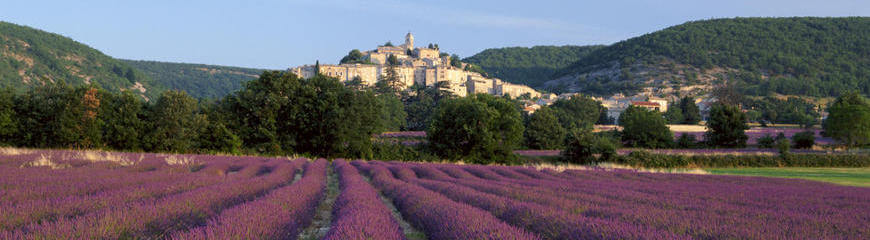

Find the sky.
xmin=2 ymin=0 xmax=868 ymax=69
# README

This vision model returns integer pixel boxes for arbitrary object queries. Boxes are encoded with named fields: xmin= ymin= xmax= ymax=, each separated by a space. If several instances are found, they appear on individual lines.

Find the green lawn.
xmin=706 ymin=167 xmax=870 ymax=187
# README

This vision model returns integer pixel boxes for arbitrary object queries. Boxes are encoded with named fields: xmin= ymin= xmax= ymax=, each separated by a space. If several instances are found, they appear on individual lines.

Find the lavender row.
xmin=492 ymin=165 xmax=870 ymax=238
xmin=0 ymin=171 xmax=213 ymax=231
xmin=407 ymin=162 xmax=870 ymax=239
xmin=323 ymin=159 xmax=405 ymax=240
xmin=4 ymin=158 xmax=305 ymax=239
xmin=353 ymin=161 xmax=540 ymax=240
xmin=391 ymin=163 xmax=680 ymax=239
xmin=0 ymin=150 xmax=261 ymax=205
xmin=172 ymin=159 xmax=328 ymax=240
xmin=0 ymin=158 xmax=272 ymax=231
xmin=0 ymin=154 xmax=262 ymax=211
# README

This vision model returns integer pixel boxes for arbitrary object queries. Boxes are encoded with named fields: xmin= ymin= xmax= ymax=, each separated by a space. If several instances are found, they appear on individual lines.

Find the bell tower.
xmin=405 ymin=32 xmax=414 ymax=50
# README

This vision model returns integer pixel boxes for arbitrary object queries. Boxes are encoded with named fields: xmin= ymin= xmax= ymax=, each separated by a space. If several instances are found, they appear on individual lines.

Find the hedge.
xmin=613 ymin=151 xmax=870 ymax=168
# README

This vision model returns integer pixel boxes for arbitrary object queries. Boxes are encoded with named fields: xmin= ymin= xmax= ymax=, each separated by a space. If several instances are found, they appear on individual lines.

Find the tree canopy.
xmin=427 ymin=94 xmax=524 ymax=164
xmin=524 ymin=107 xmax=566 ymax=150
xmin=619 ymin=106 xmax=673 ymax=148
xmin=549 ymin=95 xmax=604 ymax=131
xmin=705 ymin=104 xmax=750 ymax=148
xmin=823 ymin=92 xmax=870 ymax=148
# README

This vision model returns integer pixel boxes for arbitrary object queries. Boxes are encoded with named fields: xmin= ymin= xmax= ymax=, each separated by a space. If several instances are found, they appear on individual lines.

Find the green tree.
xmin=0 ymin=88 xmax=17 ymax=145
xmin=823 ymin=92 xmax=870 ymax=148
xmin=676 ymin=133 xmax=698 ymax=148
xmin=524 ymin=107 xmax=566 ymax=150
xmin=387 ymin=54 xmax=400 ymax=66
xmin=340 ymin=49 xmax=368 ymax=64
xmin=562 ymin=130 xmax=617 ymax=164
xmin=345 ymin=76 xmax=368 ymax=91
xmin=197 ymin=121 xmax=243 ymax=154
xmin=16 ymin=82 xmax=103 ymax=148
xmin=758 ymin=134 xmax=776 ymax=148
xmin=619 ymin=106 xmax=673 ymax=148
xmin=376 ymin=55 xmax=403 ymax=96
xmin=228 ymin=72 xmax=383 ymax=157
xmin=705 ymin=104 xmax=750 ymax=148
xmin=664 ymin=103 xmax=684 ymax=124
xmin=679 ymin=96 xmax=702 ymax=124
xmin=378 ymin=94 xmax=406 ymax=132
xmin=144 ymin=90 xmax=199 ymax=153
xmin=450 ymin=54 xmax=462 ymax=68
xmin=314 ymin=60 xmax=320 ymax=75
xmin=791 ymin=131 xmax=815 ymax=149
xmin=549 ymin=95 xmax=602 ymax=131
xmin=100 ymin=91 xmax=145 ymax=150
xmin=427 ymin=94 xmax=523 ymax=164
xmin=226 ymin=71 xmax=302 ymax=153
xmin=403 ymin=84 xmax=446 ymax=131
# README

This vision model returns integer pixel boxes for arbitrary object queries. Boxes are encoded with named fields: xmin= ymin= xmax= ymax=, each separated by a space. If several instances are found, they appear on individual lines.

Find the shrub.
xmin=620 ymin=150 xmax=690 ymax=169
xmin=371 ymin=142 xmax=439 ymax=162
xmin=757 ymin=134 xmax=776 ymax=148
xmin=618 ymin=106 xmax=673 ymax=148
xmin=612 ymin=152 xmax=870 ymax=168
xmin=524 ymin=107 xmax=567 ymax=150
xmin=776 ymin=139 xmax=791 ymax=155
xmin=792 ymin=131 xmax=815 ymax=149
xmin=562 ymin=131 xmax=617 ymax=164
xmin=676 ymin=133 xmax=699 ymax=149
xmin=775 ymin=132 xmax=787 ymax=141
xmin=705 ymin=104 xmax=749 ymax=148
xmin=427 ymin=94 xmax=523 ymax=164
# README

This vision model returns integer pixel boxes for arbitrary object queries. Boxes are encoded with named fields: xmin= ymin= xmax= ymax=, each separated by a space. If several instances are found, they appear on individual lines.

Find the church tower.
xmin=405 ymin=32 xmax=414 ymax=50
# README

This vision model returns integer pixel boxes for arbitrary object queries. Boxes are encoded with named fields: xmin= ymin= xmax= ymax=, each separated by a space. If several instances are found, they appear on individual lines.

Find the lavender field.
xmin=2 ymin=149 xmax=869 ymax=239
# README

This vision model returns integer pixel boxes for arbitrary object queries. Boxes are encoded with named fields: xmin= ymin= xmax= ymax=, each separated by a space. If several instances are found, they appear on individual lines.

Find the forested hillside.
xmin=122 ymin=60 xmax=266 ymax=99
xmin=546 ymin=17 xmax=870 ymax=97
xmin=463 ymin=45 xmax=603 ymax=87
xmin=0 ymin=22 xmax=162 ymax=99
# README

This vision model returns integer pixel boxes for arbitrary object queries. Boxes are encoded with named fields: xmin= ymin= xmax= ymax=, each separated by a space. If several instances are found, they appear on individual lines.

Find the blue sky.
xmin=2 ymin=0 xmax=868 ymax=69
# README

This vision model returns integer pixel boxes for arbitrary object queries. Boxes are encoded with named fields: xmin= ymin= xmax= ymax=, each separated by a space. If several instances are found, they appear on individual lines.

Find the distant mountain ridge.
xmin=544 ymin=17 xmax=870 ymax=97
xmin=5 ymin=17 xmax=868 ymax=101
xmin=0 ymin=21 xmax=162 ymax=99
xmin=463 ymin=45 xmax=603 ymax=87
xmin=0 ymin=21 xmax=270 ymax=100
xmin=121 ymin=60 xmax=268 ymax=99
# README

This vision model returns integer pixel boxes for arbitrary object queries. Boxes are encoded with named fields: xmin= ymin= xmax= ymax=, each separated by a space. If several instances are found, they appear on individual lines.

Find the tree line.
xmin=0 ymin=72 xmax=387 ymax=158
xmin=2 ymin=71 xmax=867 ymax=164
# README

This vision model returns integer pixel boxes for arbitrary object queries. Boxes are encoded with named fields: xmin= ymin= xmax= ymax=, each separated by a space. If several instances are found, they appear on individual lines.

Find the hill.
xmin=463 ymin=45 xmax=603 ymax=87
xmin=0 ymin=21 xmax=162 ymax=100
xmin=121 ymin=60 xmax=267 ymax=99
xmin=545 ymin=17 xmax=870 ymax=97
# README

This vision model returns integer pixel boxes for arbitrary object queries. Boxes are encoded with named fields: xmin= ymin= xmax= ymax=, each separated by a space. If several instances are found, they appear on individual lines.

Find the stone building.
xmin=288 ymin=33 xmax=541 ymax=98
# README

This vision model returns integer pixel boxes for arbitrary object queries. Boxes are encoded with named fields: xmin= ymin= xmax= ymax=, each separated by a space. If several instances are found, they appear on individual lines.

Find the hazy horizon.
xmin=2 ymin=0 xmax=868 ymax=69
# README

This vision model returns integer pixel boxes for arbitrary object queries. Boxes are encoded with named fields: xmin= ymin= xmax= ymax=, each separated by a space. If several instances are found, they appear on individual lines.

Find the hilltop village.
xmin=289 ymin=33 xmax=541 ymax=98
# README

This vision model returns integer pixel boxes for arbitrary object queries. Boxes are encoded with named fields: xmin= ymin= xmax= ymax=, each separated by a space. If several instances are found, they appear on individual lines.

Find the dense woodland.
xmin=463 ymin=45 xmax=603 ymax=87
xmin=121 ymin=60 xmax=267 ymax=99
xmin=554 ymin=17 xmax=870 ymax=97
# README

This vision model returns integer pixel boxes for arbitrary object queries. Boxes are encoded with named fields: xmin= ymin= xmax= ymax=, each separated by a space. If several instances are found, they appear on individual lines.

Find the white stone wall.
xmin=415 ymin=48 xmax=440 ymax=59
